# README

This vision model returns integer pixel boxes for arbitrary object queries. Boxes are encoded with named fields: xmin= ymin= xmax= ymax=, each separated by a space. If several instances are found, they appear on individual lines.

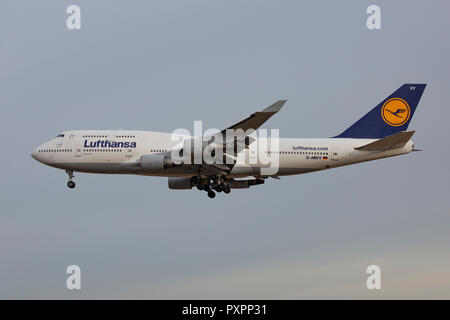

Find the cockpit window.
xmin=56 ymin=134 xmax=64 ymax=138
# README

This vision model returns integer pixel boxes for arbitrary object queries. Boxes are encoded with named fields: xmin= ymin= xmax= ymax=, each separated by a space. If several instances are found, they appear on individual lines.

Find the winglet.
xmin=262 ymin=100 xmax=287 ymax=113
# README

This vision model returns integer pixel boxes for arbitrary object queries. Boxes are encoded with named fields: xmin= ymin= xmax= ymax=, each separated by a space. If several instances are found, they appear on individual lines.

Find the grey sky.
xmin=1 ymin=0 xmax=449 ymax=298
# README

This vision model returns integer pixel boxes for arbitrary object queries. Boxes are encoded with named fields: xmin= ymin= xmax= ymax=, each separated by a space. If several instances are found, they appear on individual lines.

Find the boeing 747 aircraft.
xmin=31 ymin=84 xmax=425 ymax=198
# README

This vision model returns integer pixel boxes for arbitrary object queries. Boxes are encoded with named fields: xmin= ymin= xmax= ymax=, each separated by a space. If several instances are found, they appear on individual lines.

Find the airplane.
xmin=31 ymin=84 xmax=426 ymax=198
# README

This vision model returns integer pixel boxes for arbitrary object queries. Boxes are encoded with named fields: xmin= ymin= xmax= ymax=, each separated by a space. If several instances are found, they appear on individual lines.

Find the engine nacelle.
xmin=228 ymin=178 xmax=265 ymax=188
xmin=178 ymin=137 xmax=211 ymax=164
xmin=140 ymin=154 xmax=174 ymax=171
xmin=168 ymin=177 xmax=193 ymax=190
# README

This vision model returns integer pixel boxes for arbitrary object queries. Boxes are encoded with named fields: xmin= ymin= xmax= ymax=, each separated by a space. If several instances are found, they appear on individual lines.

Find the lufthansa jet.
xmin=31 ymin=84 xmax=426 ymax=198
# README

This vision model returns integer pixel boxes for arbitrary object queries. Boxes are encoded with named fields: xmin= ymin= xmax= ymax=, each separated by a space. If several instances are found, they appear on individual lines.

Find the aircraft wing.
xmin=214 ymin=100 xmax=286 ymax=158
xmin=177 ymin=100 xmax=286 ymax=176
xmin=221 ymin=100 xmax=287 ymax=136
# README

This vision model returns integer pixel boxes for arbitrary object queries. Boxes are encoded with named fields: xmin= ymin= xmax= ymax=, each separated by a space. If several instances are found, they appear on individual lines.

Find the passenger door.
xmin=73 ymin=135 xmax=82 ymax=159
xmin=124 ymin=141 xmax=135 ymax=160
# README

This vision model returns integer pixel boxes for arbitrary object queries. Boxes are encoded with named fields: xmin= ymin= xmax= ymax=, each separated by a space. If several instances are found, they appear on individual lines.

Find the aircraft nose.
xmin=31 ymin=145 xmax=45 ymax=163
xmin=32 ymin=142 xmax=53 ymax=164
xmin=31 ymin=148 xmax=39 ymax=160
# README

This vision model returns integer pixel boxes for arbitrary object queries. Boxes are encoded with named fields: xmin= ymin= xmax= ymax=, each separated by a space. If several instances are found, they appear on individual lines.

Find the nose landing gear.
xmin=66 ymin=170 xmax=76 ymax=189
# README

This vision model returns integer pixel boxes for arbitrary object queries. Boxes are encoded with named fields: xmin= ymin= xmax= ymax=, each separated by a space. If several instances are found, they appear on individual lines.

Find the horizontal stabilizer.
xmin=355 ymin=131 xmax=415 ymax=151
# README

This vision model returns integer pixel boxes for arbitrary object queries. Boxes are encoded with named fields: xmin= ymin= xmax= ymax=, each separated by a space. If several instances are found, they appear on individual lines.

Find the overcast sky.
xmin=1 ymin=0 xmax=450 ymax=299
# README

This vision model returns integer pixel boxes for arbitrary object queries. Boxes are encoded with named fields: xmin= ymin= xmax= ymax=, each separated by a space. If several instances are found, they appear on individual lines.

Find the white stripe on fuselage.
xmin=31 ymin=130 xmax=413 ymax=177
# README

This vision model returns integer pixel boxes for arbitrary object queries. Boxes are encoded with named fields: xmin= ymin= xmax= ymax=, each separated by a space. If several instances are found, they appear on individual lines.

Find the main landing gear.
xmin=207 ymin=190 xmax=216 ymax=199
xmin=193 ymin=176 xmax=231 ymax=199
xmin=66 ymin=170 xmax=76 ymax=189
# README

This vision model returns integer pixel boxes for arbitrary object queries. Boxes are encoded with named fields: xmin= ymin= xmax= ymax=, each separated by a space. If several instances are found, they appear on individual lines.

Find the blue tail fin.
xmin=334 ymin=84 xmax=426 ymax=139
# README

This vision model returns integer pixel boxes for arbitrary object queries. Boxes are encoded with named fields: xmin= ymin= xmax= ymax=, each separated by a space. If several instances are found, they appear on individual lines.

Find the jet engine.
xmin=140 ymin=154 xmax=174 ymax=171
xmin=168 ymin=177 xmax=193 ymax=189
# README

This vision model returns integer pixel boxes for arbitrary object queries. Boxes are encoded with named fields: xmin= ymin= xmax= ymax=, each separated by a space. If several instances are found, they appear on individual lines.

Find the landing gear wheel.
xmin=66 ymin=170 xmax=75 ymax=189
xmin=207 ymin=190 xmax=216 ymax=198
xmin=196 ymin=184 xmax=204 ymax=191
xmin=223 ymin=187 xmax=231 ymax=194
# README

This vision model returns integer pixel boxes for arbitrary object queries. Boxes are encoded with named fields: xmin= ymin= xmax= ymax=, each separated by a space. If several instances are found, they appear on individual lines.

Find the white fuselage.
xmin=31 ymin=130 xmax=414 ymax=178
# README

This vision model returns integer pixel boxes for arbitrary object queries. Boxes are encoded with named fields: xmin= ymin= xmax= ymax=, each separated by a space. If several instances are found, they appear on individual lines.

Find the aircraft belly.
xmin=276 ymin=168 xmax=319 ymax=176
xmin=50 ymin=161 xmax=201 ymax=176
xmin=47 ymin=162 xmax=129 ymax=173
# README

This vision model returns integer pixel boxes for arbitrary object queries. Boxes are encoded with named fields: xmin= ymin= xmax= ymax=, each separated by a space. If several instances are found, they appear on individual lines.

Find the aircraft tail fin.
xmin=354 ymin=130 xmax=415 ymax=152
xmin=335 ymin=84 xmax=426 ymax=139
